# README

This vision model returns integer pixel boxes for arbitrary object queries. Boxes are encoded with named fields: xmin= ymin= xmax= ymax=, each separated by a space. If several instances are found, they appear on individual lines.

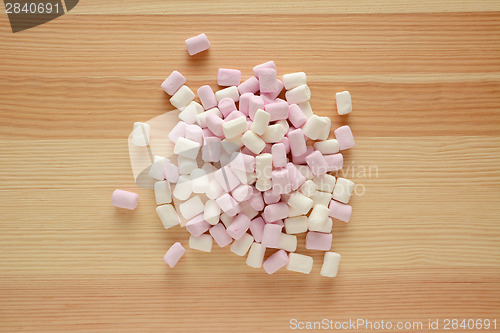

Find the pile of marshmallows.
xmin=112 ymin=33 xmax=355 ymax=277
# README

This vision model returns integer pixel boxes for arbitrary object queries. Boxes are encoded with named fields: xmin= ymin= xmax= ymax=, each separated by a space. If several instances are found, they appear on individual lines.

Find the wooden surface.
xmin=1 ymin=1 xmax=500 ymax=332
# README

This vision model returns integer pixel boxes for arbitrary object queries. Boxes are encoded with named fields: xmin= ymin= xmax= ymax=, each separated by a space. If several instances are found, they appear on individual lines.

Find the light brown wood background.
xmin=1 ymin=1 xmax=499 ymax=332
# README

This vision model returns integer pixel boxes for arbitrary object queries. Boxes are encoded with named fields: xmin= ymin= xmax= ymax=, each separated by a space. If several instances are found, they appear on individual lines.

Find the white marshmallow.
xmin=287 ymin=191 xmax=313 ymax=215
xmin=223 ymin=116 xmax=248 ymax=139
xmin=206 ymin=178 xmax=224 ymax=200
xmin=154 ymin=180 xmax=172 ymax=205
xmin=170 ymin=85 xmax=195 ymax=109
xmin=332 ymin=178 xmax=355 ymax=204
xmin=202 ymin=162 xmax=217 ymax=174
xmin=179 ymin=101 xmax=203 ymax=124
xmin=190 ymin=168 xmax=209 ymax=194
xmin=179 ymin=195 xmax=205 ymax=220
xmin=132 ymin=122 xmax=150 ymax=146
xmin=196 ymin=107 xmax=222 ymax=128
xmin=255 ymin=153 xmax=273 ymax=179
xmin=308 ymin=204 xmax=329 ymax=228
xmin=149 ymin=156 xmax=168 ymax=180
xmin=299 ymin=180 xmax=318 ymax=197
xmin=189 ymin=234 xmax=213 ymax=252
xmin=261 ymin=124 xmax=285 ymax=143
xmin=287 ymin=206 xmax=304 ymax=218
xmin=251 ymin=109 xmax=271 ymax=136
xmin=276 ymin=119 xmax=289 ymax=133
xmin=298 ymin=101 xmax=313 ymax=119
xmin=172 ymin=175 xmax=192 ymax=200
xmin=174 ymin=137 xmax=201 ymax=160
xmin=287 ymin=253 xmax=313 ymax=274
xmin=336 ymin=91 xmax=352 ymax=115
xmin=221 ymin=135 xmax=243 ymax=154
xmin=278 ymin=233 xmax=297 ymax=252
xmin=311 ymin=191 xmax=332 ymax=207
xmin=313 ymin=174 xmax=336 ymax=193
xmin=231 ymin=168 xmax=249 ymax=185
xmin=204 ymin=199 xmax=221 ymax=225
xmin=255 ymin=178 xmax=272 ymax=192
xmin=178 ymin=155 xmax=198 ymax=175
xmin=284 ymin=216 xmax=309 ymax=234
xmin=220 ymin=213 xmax=233 ymax=229
xmin=230 ymin=233 xmax=254 ymax=256
xmin=282 ymin=72 xmax=307 ymax=90
xmin=309 ymin=216 xmax=332 ymax=233
xmin=241 ymin=130 xmax=265 ymax=154
xmin=156 ymin=204 xmax=180 ymax=229
xmin=302 ymin=115 xmax=327 ymax=140
xmin=321 ymin=252 xmax=341 ymax=277
xmin=314 ymin=139 xmax=339 ymax=155
xmin=285 ymin=84 xmax=311 ymax=105
xmin=246 ymin=242 xmax=266 ymax=268
xmin=317 ymin=116 xmax=331 ymax=140
xmin=215 ymin=86 xmax=239 ymax=102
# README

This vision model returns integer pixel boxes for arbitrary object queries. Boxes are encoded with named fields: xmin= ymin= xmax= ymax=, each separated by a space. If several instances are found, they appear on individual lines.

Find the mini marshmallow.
xmin=185 ymin=124 xmax=203 ymax=145
xmin=334 ymin=125 xmax=355 ymax=150
xmin=164 ymin=242 xmax=185 ymax=267
xmin=287 ymin=253 xmax=313 ymax=274
xmin=240 ymin=130 xmax=265 ymax=155
xmin=185 ymin=33 xmax=210 ymax=56
xmin=206 ymin=178 xmax=224 ymax=200
xmin=246 ymin=242 xmax=266 ymax=268
xmin=214 ymin=166 xmax=241 ymax=192
xmin=249 ymin=96 xmax=266 ymax=121
xmin=305 ymin=151 xmax=328 ymax=176
xmin=276 ymin=119 xmax=289 ymax=134
xmin=251 ymin=109 xmax=271 ymax=136
xmin=261 ymin=223 xmax=283 ymax=248
xmin=226 ymin=213 xmax=251 ymax=240
xmin=258 ymin=68 xmax=278 ymax=93
xmin=230 ymin=233 xmax=254 ymax=256
xmin=312 ymin=191 xmax=333 ymax=207
xmin=292 ymin=146 xmax=314 ymax=165
xmin=288 ymin=128 xmax=307 ymax=157
xmin=324 ymin=153 xmax=343 ymax=172
xmin=317 ymin=117 xmax=331 ymax=141
xmin=216 ymin=193 xmax=240 ymax=217
xmin=191 ymin=168 xmax=209 ymax=194
xmin=172 ymin=175 xmax=192 ymax=200
xmin=288 ymin=104 xmax=307 ymax=128
xmin=329 ymin=200 xmax=352 ymax=222
xmin=215 ymin=86 xmax=239 ymax=103
xmin=206 ymin=113 xmax=225 ymax=137
xmin=239 ymin=201 xmax=259 ymax=220
xmin=249 ymin=217 xmax=265 ymax=242
xmin=249 ymin=190 xmax=265 ymax=211
xmin=313 ymin=174 xmax=336 ymax=193
xmin=314 ymin=139 xmax=339 ymax=155
xmin=112 ymin=189 xmax=139 ymax=210
xmin=263 ymin=203 xmax=289 ymax=223
xmin=255 ymin=153 xmax=273 ymax=179
xmin=179 ymin=195 xmax=205 ymax=220
xmin=163 ymin=162 xmax=180 ymax=183
xmin=156 ymin=204 xmax=180 ymax=229
xmin=271 ymin=143 xmax=287 ymax=168
xmin=168 ymin=121 xmax=188 ymax=144
xmin=264 ymin=101 xmax=289 ymax=121
xmin=170 ymin=85 xmax=195 ymax=109
xmin=253 ymin=61 xmax=276 ymax=78
xmin=209 ymin=223 xmax=233 ymax=247
xmin=308 ymin=204 xmax=330 ymax=229
xmin=262 ymin=79 xmax=284 ymax=100
xmin=255 ymin=178 xmax=272 ymax=192
xmin=262 ymin=124 xmax=285 ymax=143
xmin=189 ymin=234 xmax=213 ymax=252
xmin=321 ymin=252 xmax=341 ymax=277
xmin=186 ymin=214 xmax=211 ymax=237
xmin=332 ymin=177 xmax=355 ymax=204
xmin=284 ymin=163 xmax=305 ymax=191
xmin=302 ymin=115 xmax=326 ymax=140
xmin=179 ymin=101 xmax=203 ymax=124
xmin=218 ymin=68 xmax=241 ymax=86
xmin=271 ymin=169 xmax=291 ymax=195
xmin=132 ymin=122 xmax=150 ymax=146
xmin=310 ymin=216 xmax=333 ymax=233
xmin=263 ymin=190 xmax=281 ymax=205
xmin=300 ymin=179 xmax=318 ymax=197
xmin=282 ymin=72 xmax=307 ymax=90
xmin=161 ymin=70 xmax=186 ymax=95
xmin=221 ymin=135 xmax=243 ymax=154
xmin=263 ymin=249 xmax=289 ymax=274
xmin=238 ymin=93 xmax=253 ymax=116
xmin=218 ymin=97 xmax=237 ymax=118
xmin=238 ymin=76 xmax=260 ymax=95
xmin=177 ymin=155 xmax=198 ymax=175
xmin=154 ymin=181 xmax=172 ymax=205
xmin=174 ymin=137 xmax=201 ymax=160
xmin=278 ymin=233 xmax=297 ymax=252
xmin=220 ymin=213 xmax=233 ymax=229
xmin=336 ymin=91 xmax=352 ymax=115
xmin=284 ymin=216 xmax=309 ymax=234
xmin=197 ymin=85 xmax=218 ymax=110
xmin=287 ymin=191 xmax=313 ymax=215
xmin=149 ymin=156 xmax=168 ymax=180
xmin=229 ymin=152 xmax=256 ymax=173
xmin=232 ymin=184 xmax=253 ymax=202
xmin=202 ymin=136 xmax=222 ymax=163
xmin=306 ymin=231 xmax=332 ymax=251
xmin=285 ymin=84 xmax=311 ymax=105
xmin=223 ymin=116 xmax=248 ymax=139
xmin=298 ymin=101 xmax=313 ymax=119
xmin=287 ymin=205 xmax=304 ymax=218
xmin=204 ymin=199 xmax=221 ymax=225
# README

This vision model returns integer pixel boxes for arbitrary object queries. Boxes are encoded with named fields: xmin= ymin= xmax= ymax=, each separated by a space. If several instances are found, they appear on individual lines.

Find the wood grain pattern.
xmin=0 ymin=2 xmax=499 ymax=332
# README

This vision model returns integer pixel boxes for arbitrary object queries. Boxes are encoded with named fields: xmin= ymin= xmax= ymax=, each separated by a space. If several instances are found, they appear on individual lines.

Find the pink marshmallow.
xmin=202 ymin=136 xmax=221 ymax=163
xmin=305 ymin=231 xmax=332 ymax=251
xmin=206 ymin=113 xmax=225 ymax=137
xmin=111 ymin=189 xmax=139 ymax=210
xmin=209 ymin=223 xmax=233 ymax=247
xmin=248 ymin=95 xmax=265 ymax=120
xmin=232 ymin=184 xmax=253 ymax=202
xmin=263 ymin=190 xmax=281 ymax=205
xmin=291 ymin=146 xmax=314 ymax=165
xmin=238 ymin=76 xmax=260 ymax=94
xmin=238 ymin=92 xmax=254 ymax=116
xmin=305 ymin=150 xmax=329 ymax=176
xmin=258 ymin=68 xmax=278 ymax=93
xmin=226 ymin=213 xmax=251 ymax=240
xmin=224 ymin=110 xmax=246 ymax=122
xmin=285 ymin=162 xmax=306 ymax=191
xmin=253 ymin=61 xmax=276 ymax=78
xmin=214 ymin=166 xmax=241 ymax=192
xmin=249 ymin=189 xmax=264 ymax=211
xmin=164 ymin=242 xmax=185 ymax=268
xmin=185 ymin=124 xmax=203 ymax=144
xmin=218 ymin=97 xmax=237 ymax=118
xmin=162 ymin=162 xmax=180 ymax=183
xmin=271 ymin=169 xmax=291 ymax=195
xmin=334 ymin=125 xmax=355 ymax=150
xmin=288 ymin=104 xmax=307 ymax=128
xmin=264 ymin=100 xmax=289 ymax=121
xmin=261 ymin=223 xmax=283 ymax=248
xmin=271 ymin=143 xmax=287 ymax=168
xmin=261 ymin=94 xmax=275 ymax=105
xmin=280 ymin=136 xmax=290 ymax=154
xmin=263 ymin=249 xmax=288 ymax=274
xmin=197 ymin=85 xmax=218 ymax=110
xmin=185 ymin=33 xmax=210 ymax=56
xmin=329 ymin=200 xmax=352 ymax=222
xmin=263 ymin=203 xmax=289 ymax=222
xmin=218 ymin=68 xmax=241 ymax=87
xmin=216 ymin=193 xmax=241 ymax=217
xmin=262 ymin=79 xmax=284 ymax=100
xmin=229 ymin=152 xmax=256 ymax=173
xmin=267 ymin=219 xmax=284 ymax=227
xmin=168 ymin=121 xmax=188 ymax=143
xmin=202 ymin=127 xmax=216 ymax=139
xmin=161 ymin=71 xmax=186 ymax=95
xmin=288 ymin=128 xmax=307 ymax=157
xmin=324 ymin=153 xmax=343 ymax=172
xmin=249 ymin=217 xmax=265 ymax=242
xmin=186 ymin=214 xmax=211 ymax=237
